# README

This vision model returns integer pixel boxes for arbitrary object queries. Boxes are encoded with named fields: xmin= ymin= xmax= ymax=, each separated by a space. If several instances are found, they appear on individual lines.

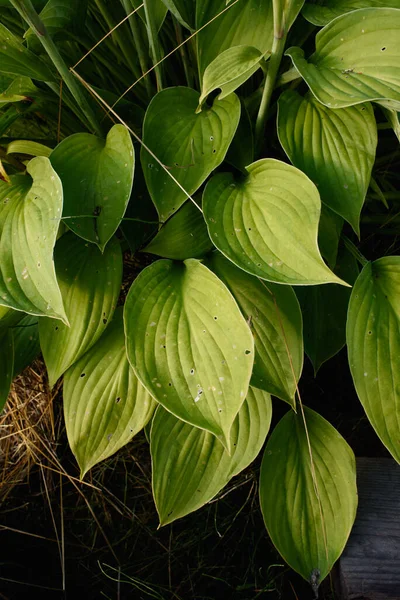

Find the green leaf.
xmin=0 ymin=76 xmax=40 ymax=105
xmin=50 ymin=124 xmax=135 ymax=250
xmin=0 ymin=329 xmax=13 ymax=412
xmin=196 ymin=0 xmax=274 ymax=76
xmin=296 ymin=245 xmax=359 ymax=374
xmin=203 ymin=159 xmax=348 ymax=287
xmin=131 ymin=0 xmax=168 ymax=31
xmin=151 ymin=386 xmax=272 ymax=525
xmin=347 ymin=257 xmax=400 ymax=463
xmin=286 ymin=8 xmax=400 ymax=109
xmin=160 ymin=0 xmax=195 ymax=29
xmin=278 ymin=90 xmax=377 ymax=235
xmin=141 ymin=87 xmax=240 ymax=222
xmin=259 ymin=407 xmax=357 ymax=584
xmin=64 ymin=308 xmax=156 ymax=478
xmin=198 ymin=46 xmax=266 ymax=112
xmin=0 ymin=23 xmax=54 ymax=82
xmin=208 ymin=252 xmax=303 ymax=405
xmin=302 ymin=0 xmax=400 ymax=27
xmin=39 ymin=233 xmax=122 ymax=387
xmin=35 ymin=0 xmax=88 ymax=35
xmin=0 ymin=305 xmax=22 ymax=330
xmin=12 ymin=314 xmax=40 ymax=376
xmin=7 ymin=139 xmax=52 ymax=157
xmin=0 ymin=157 xmax=66 ymax=322
xmin=144 ymin=200 xmax=213 ymax=260
xmin=225 ymin=99 xmax=254 ymax=172
xmin=124 ymin=259 xmax=254 ymax=451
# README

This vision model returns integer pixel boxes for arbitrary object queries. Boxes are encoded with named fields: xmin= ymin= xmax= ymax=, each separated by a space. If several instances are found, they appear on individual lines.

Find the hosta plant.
xmin=1 ymin=0 xmax=399 ymax=593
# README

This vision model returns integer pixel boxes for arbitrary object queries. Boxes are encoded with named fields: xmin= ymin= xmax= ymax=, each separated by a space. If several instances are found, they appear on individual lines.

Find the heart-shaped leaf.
xmin=160 ymin=0 xmax=195 ymax=29
xmin=64 ymin=308 xmax=156 ymax=478
xmin=0 ymin=329 xmax=13 ymax=412
xmin=141 ymin=87 xmax=240 ymax=222
xmin=124 ymin=259 xmax=254 ymax=451
xmin=286 ymin=8 xmax=400 ymax=109
xmin=198 ymin=46 xmax=266 ymax=112
xmin=208 ymin=252 xmax=303 ymax=405
xmin=278 ymin=90 xmax=377 ymax=235
xmin=259 ymin=407 xmax=357 ymax=584
xmin=196 ymin=0 xmax=273 ymax=76
xmin=151 ymin=386 xmax=272 ymax=525
xmin=302 ymin=0 xmax=400 ymax=27
xmin=0 ymin=157 xmax=66 ymax=322
xmin=144 ymin=200 xmax=213 ymax=260
xmin=0 ymin=23 xmax=54 ymax=81
xmin=50 ymin=124 xmax=135 ymax=250
xmin=347 ymin=256 xmax=400 ymax=463
xmin=203 ymin=159 xmax=347 ymax=286
xmin=39 ymin=232 xmax=122 ymax=387
xmin=297 ymin=245 xmax=359 ymax=374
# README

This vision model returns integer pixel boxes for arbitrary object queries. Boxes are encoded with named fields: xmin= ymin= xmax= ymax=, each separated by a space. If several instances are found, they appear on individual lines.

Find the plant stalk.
xmin=254 ymin=0 xmax=287 ymax=154
xmin=143 ymin=0 xmax=164 ymax=91
xmin=121 ymin=0 xmax=154 ymax=99
xmin=9 ymin=0 xmax=103 ymax=137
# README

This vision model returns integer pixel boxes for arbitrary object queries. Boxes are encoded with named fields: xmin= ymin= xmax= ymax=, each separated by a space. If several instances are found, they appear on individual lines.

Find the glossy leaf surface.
xmin=347 ymin=257 xmax=400 ymax=463
xmin=302 ymin=0 xmax=400 ymax=27
xmin=152 ymin=386 xmax=272 ymax=525
xmin=259 ymin=407 xmax=357 ymax=583
xmin=124 ymin=259 xmax=254 ymax=450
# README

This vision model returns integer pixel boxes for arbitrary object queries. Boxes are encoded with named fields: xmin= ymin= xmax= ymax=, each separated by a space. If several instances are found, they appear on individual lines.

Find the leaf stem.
xmin=254 ymin=0 xmax=287 ymax=154
xmin=121 ymin=0 xmax=154 ymax=99
xmin=9 ymin=0 xmax=103 ymax=137
xmin=143 ymin=0 xmax=164 ymax=91
xmin=343 ymin=236 xmax=368 ymax=268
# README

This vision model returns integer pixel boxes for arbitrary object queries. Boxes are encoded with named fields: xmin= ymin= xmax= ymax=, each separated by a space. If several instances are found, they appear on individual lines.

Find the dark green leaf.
xmin=0 ymin=22 xmax=54 ymax=81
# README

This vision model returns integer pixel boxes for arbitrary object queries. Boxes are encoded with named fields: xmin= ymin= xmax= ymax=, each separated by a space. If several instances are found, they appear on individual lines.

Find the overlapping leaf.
xmin=141 ymin=87 xmax=240 ymax=222
xmin=64 ymin=308 xmax=156 ymax=478
xmin=286 ymin=8 xmax=400 ymax=109
xmin=198 ymin=46 xmax=266 ymax=111
xmin=209 ymin=252 xmax=303 ymax=405
xmin=196 ymin=0 xmax=273 ymax=76
xmin=259 ymin=407 xmax=357 ymax=584
xmin=0 ymin=23 xmax=54 ymax=81
xmin=124 ymin=259 xmax=254 ymax=450
xmin=302 ymin=0 xmax=400 ymax=27
xmin=297 ymin=246 xmax=359 ymax=374
xmin=278 ymin=90 xmax=377 ymax=234
xmin=347 ymin=257 xmax=400 ymax=463
xmin=144 ymin=200 xmax=213 ymax=260
xmin=51 ymin=124 xmax=135 ymax=249
xmin=151 ymin=386 xmax=272 ymax=525
xmin=12 ymin=314 xmax=40 ymax=376
xmin=39 ymin=233 xmax=122 ymax=387
xmin=203 ymin=159 xmax=347 ymax=286
xmin=0 ymin=157 xmax=66 ymax=322
xmin=160 ymin=0 xmax=195 ymax=29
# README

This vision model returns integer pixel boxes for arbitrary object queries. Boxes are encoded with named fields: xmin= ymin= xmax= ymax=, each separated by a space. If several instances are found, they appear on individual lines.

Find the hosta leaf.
xmin=131 ymin=0 xmax=168 ymax=31
xmin=196 ymin=0 xmax=273 ymax=76
xmin=151 ymin=386 xmax=272 ymax=525
xmin=50 ymin=124 xmax=135 ymax=250
xmin=0 ymin=157 xmax=66 ymax=322
xmin=144 ymin=200 xmax=213 ymax=260
xmin=0 ymin=329 xmax=13 ymax=412
xmin=0 ymin=305 xmax=22 ymax=330
xmin=141 ymin=88 xmax=240 ymax=222
xmin=297 ymin=246 xmax=359 ymax=374
xmin=198 ymin=46 xmax=266 ymax=111
xmin=0 ymin=77 xmax=40 ymax=105
xmin=0 ymin=23 xmax=54 ymax=82
xmin=259 ymin=407 xmax=357 ymax=584
xmin=39 ymin=233 xmax=122 ymax=387
xmin=225 ymin=100 xmax=254 ymax=172
xmin=124 ymin=259 xmax=254 ymax=450
xmin=286 ymin=8 xmax=400 ymax=109
xmin=302 ymin=0 xmax=400 ymax=27
xmin=12 ymin=314 xmax=40 ymax=376
xmin=208 ymin=252 xmax=303 ymax=405
xmin=318 ymin=206 xmax=343 ymax=269
xmin=7 ymin=140 xmax=52 ymax=158
xmin=278 ymin=90 xmax=377 ymax=235
xmin=64 ymin=308 xmax=156 ymax=478
xmin=160 ymin=0 xmax=195 ymax=29
xmin=203 ymin=159 xmax=347 ymax=286
xmin=347 ymin=257 xmax=400 ymax=463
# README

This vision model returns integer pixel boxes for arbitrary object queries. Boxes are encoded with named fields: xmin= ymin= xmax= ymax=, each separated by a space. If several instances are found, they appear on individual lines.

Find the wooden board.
xmin=336 ymin=457 xmax=400 ymax=600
